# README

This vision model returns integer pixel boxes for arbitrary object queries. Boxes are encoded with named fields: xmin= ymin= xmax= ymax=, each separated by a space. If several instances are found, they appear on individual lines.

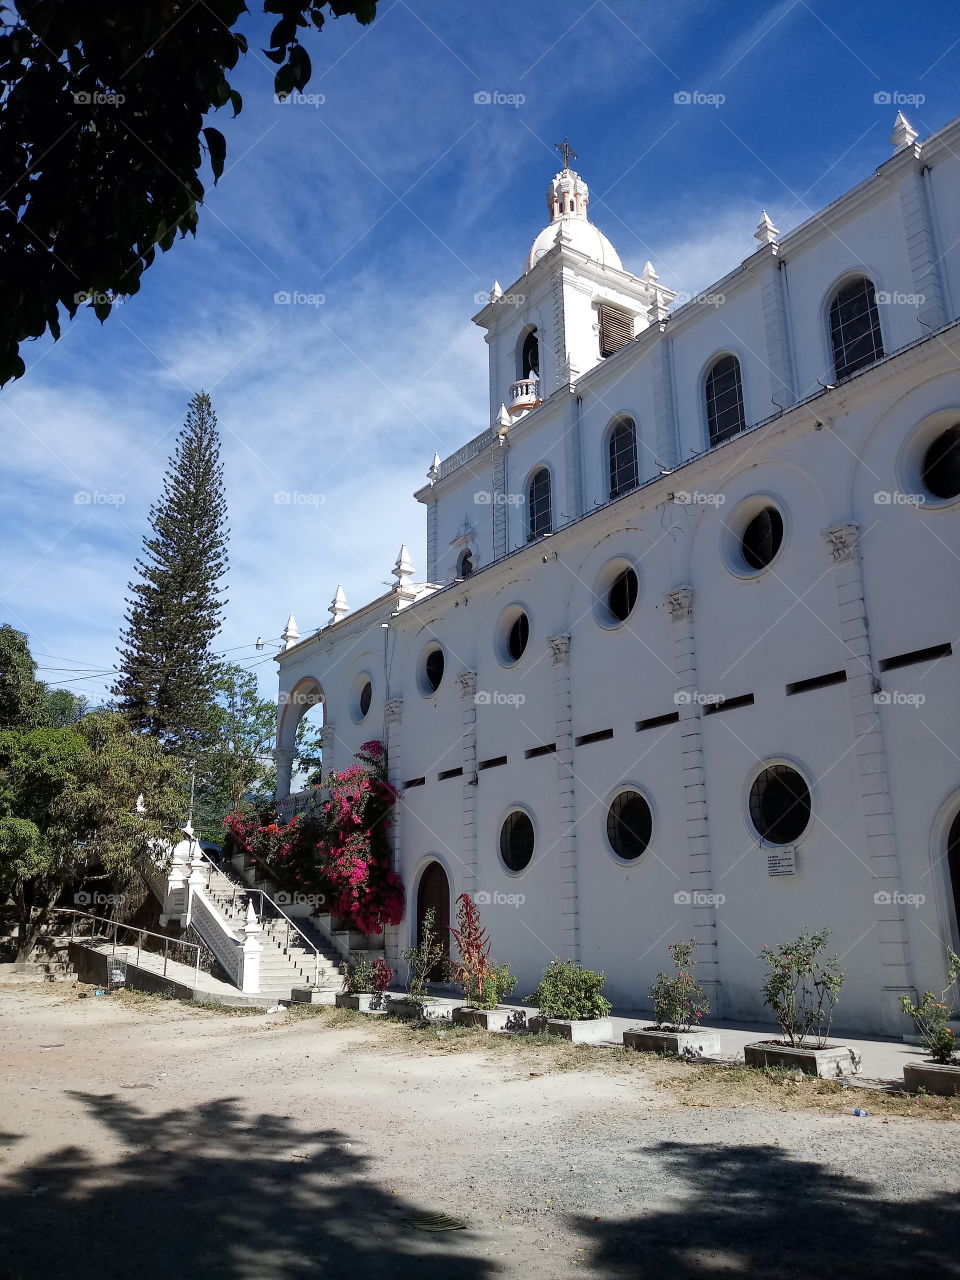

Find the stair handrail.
xmin=200 ymin=849 xmax=325 ymax=988
xmin=50 ymin=907 xmax=202 ymax=988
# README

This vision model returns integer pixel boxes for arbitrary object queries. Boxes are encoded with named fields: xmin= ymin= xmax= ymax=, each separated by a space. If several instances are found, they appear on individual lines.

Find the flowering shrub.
xmin=224 ymin=740 xmax=404 ymax=935
xmin=900 ymin=951 xmax=960 ymax=1063
xmin=341 ymin=953 xmax=394 ymax=1005
xmin=528 ymin=958 xmax=611 ymax=1021
xmin=759 ymin=928 xmax=843 ymax=1048
xmin=649 ymin=939 xmax=710 ymax=1032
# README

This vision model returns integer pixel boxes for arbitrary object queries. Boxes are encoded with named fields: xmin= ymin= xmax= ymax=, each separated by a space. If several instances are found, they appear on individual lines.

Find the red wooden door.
xmin=417 ymin=861 xmax=450 ymax=980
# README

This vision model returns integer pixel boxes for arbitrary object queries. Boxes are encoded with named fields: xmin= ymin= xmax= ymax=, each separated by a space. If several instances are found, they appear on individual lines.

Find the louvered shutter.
xmin=599 ymin=305 xmax=633 ymax=357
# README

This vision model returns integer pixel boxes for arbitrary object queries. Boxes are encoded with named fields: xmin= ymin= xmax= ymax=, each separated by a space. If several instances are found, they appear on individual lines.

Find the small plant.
xmin=649 ymin=939 xmax=710 ymax=1032
xmin=900 ymin=951 xmax=960 ymax=1064
xmin=759 ymin=928 xmax=844 ymax=1048
xmin=447 ymin=893 xmax=518 ymax=1009
xmin=528 ymin=958 xmax=612 ymax=1021
xmin=401 ymin=907 xmax=446 ymax=1003
xmin=340 ymin=955 xmax=376 ymax=995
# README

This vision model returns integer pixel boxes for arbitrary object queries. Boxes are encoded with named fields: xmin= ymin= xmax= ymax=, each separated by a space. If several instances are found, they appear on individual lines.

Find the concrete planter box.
xmin=903 ymin=1061 xmax=960 ymax=1096
xmin=744 ymin=1040 xmax=862 ymax=1078
xmin=387 ymin=996 xmax=452 ymax=1021
xmin=544 ymin=1017 xmax=615 ymax=1044
xmin=290 ymin=986 xmax=336 ymax=1005
xmin=452 ymin=1006 xmax=516 ymax=1031
xmin=335 ymin=992 xmax=387 ymax=1012
xmin=623 ymin=1027 xmax=722 ymax=1058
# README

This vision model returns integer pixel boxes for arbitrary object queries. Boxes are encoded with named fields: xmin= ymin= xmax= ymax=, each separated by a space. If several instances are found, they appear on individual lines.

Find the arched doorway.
xmin=948 ymin=810 xmax=960 ymax=943
xmin=416 ymin=861 xmax=450 ymax=980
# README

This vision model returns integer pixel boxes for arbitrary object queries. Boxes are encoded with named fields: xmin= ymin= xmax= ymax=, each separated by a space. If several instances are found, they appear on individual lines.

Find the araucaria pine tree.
xmin=113 ymin=392 xmax=228 ymax=751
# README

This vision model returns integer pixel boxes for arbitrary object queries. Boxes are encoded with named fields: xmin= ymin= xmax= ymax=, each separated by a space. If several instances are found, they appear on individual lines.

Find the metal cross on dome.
xmin=555 ymin=138 xmax=577 ymax=171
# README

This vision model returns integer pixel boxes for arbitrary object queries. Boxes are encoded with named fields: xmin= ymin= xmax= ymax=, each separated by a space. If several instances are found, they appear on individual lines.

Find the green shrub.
xmin=900 ymin=951 xmax=960 ymax=1064
xmin=528 ymin=958 xmax=611 ymax=1021
xmin=400 ymin=907 xmax=446 ymax=1002
xmin=759 ymin=928 xmax=843 ymax=1048
xmin=649 ymin=939 xmax=710 ymax=1031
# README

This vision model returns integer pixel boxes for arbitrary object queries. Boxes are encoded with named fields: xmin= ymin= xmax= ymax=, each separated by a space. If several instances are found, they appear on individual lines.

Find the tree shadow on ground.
xmin=573 ymin=1141 xmax=960 ymax=1279
xmin=0 ymin=1093 xmax=493 ymax=1280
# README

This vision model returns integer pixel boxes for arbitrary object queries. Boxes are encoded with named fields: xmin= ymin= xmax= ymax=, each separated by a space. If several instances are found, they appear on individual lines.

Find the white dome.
xmin=526 ymin=217 xmax=622 ymax=272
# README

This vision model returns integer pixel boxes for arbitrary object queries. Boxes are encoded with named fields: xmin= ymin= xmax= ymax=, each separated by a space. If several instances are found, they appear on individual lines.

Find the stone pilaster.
xmin=383 ymin=698 xmax=404 ymax=970
xmin=761 ymin=255 xmax=797 ymax=410
xmin=273 ymin=747 xmax=296 ymax=801
xmin=491 ymin=440 xmax=508 ymax=560
xmin=549 ymin=634 xmax=579 ymax=960
xmin=425 ymin=497 xmax=438 ymax=583
xmin=563 ymin=390 xmax=585 ymax=521
xmin=665 ymin=586 xmax=723 ymax=1014
xmin=822 ymin=522 xmax=915 ymax=1032
xmin=651 ymin=329 xmax=678 ymax=470
xmin=457 ymin=671 xmax=479 ymax=894
xmin=899 ymin=167 xmax=947 ymax=330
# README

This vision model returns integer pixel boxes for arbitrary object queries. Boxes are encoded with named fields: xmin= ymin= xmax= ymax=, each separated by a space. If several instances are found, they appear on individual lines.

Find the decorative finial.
xmin=428 ymin=452 xmax=441 ymax=481
xmin=281 ymin=613 xmax=300 ymax=648
xmin=891 ymin=111 xmax=918 ymax=152
xmin=640 ymin=260 xmax=659 ymax=284
xmin=329 ymin=586 xmax=348 ymax=623
xmin=754 ymin=210 xmax=779 ymax=245
xmin=496 ymin=403 xmax=511 ymax=437
xmin=490 ymin=280 xmax=503 ymax=300
xmin=555 ymin=138 xmax=577 ymax=171
xmin=393 ymin=545 xmax=414 ymax=588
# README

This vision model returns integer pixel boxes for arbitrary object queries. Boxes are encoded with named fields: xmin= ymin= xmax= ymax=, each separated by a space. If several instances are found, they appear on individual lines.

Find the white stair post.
xmin=240 ymin=900 xmax=263 ymax=994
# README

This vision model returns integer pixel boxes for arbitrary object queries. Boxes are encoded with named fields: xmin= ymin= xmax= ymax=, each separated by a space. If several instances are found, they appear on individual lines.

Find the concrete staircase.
xmin=203 ymin=866 xmax=343 ymax=991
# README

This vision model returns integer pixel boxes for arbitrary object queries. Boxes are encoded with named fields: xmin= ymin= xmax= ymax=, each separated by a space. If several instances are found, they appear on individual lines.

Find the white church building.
xmin=273 ymin=113 xmax=960 ymax=1035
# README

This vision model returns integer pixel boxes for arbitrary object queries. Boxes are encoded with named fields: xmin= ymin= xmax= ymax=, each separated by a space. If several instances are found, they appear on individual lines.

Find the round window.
xmin=499 ymin=810 xmax=534 ymax=872
xmin=607 ymin=568 xmax=638 ymax=623
xmin=419 ymin=645 xmax=444 ymax=695
xmin=749 ymin=764 xmax=811 ymax=844
xmin=741 ymin=507 xmax=783 ymax=571
xmin=606 ymin=791 xmax=652 ymax=860
xmin=921 ymin=424 xmax=960 ymax=500
xmin=508 ymin=613 xmax=529 ymax=660
xmin=358 ymin=679 xmax=372 ymax=718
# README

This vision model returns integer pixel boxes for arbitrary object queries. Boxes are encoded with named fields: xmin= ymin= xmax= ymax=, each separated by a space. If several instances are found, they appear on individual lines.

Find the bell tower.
xmin=472 ymin=141 xmax=674 ymax=425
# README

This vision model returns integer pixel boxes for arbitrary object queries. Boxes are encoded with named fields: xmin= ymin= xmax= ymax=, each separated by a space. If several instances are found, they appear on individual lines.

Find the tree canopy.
xmin=0 ymin=1 xmax=378 ymax=384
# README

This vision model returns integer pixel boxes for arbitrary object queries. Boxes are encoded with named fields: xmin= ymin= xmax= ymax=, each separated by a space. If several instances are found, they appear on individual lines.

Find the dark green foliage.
xmin=0 ymin=1 xmax=379 ymax=383
xmin=0 ymin=624 xmax=45 ymax=729
xmin=113 ymin=392 xmax=228 ymax=751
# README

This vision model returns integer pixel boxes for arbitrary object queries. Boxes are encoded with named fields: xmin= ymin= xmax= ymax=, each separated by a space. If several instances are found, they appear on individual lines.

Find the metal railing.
xmin=198 ymin=848 xmax=326 ymax=987
xmin=52 ymin=908 xmax=202 ymax=989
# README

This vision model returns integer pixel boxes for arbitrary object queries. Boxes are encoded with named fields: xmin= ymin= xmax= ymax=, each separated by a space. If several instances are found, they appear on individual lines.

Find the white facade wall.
xmin=276 ymin=115 xmax=960 ymax=1034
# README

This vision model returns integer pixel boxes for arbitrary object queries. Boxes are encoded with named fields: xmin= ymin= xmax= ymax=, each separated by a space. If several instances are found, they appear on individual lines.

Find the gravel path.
xmin=1 ymin=984 xmax=958 ymax=1278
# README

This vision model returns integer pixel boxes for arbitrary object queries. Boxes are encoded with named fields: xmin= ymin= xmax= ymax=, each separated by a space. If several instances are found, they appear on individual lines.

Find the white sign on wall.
xmin=767 ymin=846 xmax=796 ymax=877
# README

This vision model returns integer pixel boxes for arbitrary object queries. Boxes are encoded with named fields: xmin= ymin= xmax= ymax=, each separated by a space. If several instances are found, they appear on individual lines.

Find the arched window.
xmin=518 ymin=326 xmax=540 ymax=379
xmin=608 ymin=417 xmax=639 ymax=498
xmin=829 ymin=276 xmax=883 ymax=381
xmin=527 ymin=467 xmax=552 ymax=540
xmin=705 ymin=355 xmax=746 ymax=446
xmin=457 ymin=549 xmax=474 ymax=579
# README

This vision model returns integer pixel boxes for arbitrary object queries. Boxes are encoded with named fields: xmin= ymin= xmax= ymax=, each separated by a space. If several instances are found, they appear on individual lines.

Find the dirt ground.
xmin=2 ymin=982 xmax=959 ymax=1279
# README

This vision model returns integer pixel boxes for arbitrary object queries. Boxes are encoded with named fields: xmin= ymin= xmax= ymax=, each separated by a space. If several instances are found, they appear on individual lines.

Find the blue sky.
xmin=1 ymin=0 xmax=957 ymax=704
